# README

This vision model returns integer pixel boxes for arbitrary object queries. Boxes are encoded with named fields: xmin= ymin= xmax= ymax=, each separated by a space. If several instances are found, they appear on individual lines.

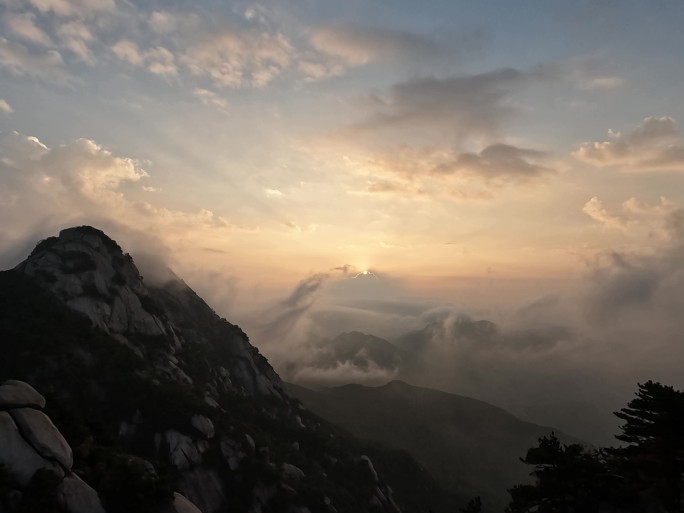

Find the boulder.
xmin=0 ymin=381 xmax=46 ymax=410
xmin=162 ymin=430 xmax=202 ymax=470
xmin=0 ymin=411 xmax=64 ymax=486
xmin=57 ymin=474 xmax=106 ymax=513
xmin=10 ymin=407 xmax=73 ymax=471
xmin=168 ymin=492 xmax=203 ymax=513
xmin=220 ymin=437 xmax=246 ymax=471
xmin=281 ymin=463 xmax=305 ymax=486
xmin=191 ymin=415 xmax=214 ymax=439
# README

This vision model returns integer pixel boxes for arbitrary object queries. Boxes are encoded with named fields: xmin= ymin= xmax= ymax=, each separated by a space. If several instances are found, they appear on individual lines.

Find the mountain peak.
xmin=17 ymin=226 xmax=157 ymax=336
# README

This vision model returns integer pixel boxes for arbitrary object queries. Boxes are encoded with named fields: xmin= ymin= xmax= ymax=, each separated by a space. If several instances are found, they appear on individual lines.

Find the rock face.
xmin=15 ymin=226 xmax=285 ymax=400
xmin=0 ymin=380 xmax=105 ymax=513
xmin=57 ymin=475 xmax=107 ymax=513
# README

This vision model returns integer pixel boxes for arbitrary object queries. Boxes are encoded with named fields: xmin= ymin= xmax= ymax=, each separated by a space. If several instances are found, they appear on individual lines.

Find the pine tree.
xmin=614 ymin=381 xmax=684 ymax=513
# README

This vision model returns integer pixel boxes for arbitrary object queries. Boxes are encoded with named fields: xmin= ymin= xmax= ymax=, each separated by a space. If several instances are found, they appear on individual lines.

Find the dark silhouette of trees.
xmin=612 ymin=381 xmax=684 ymax=513
xmin=458 ymin=496 xmax=482 ymax=513
xmin=507 ymin=380 xmax=684 ymax=513
xmin=506 ymin=434 xmax=626 ymax=513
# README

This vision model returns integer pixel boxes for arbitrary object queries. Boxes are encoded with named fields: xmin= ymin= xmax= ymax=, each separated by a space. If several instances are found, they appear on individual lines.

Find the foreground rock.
xmin=0 ymin=380 xmax=105 ymax=513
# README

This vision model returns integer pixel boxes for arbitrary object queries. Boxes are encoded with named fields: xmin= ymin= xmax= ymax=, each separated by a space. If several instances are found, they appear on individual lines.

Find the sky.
xmin=2 ymin=0 xmax=684 ymax=444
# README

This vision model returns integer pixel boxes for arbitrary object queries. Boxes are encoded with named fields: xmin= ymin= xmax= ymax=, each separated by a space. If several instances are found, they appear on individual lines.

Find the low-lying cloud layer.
xmin=240 ymin=206 xmax=684 ymax=445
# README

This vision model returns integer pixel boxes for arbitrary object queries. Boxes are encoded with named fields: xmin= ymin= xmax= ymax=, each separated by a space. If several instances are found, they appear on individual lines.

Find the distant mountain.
xmin=0 ymin=226 xmax=466 ymax=513
xmin=289 ymin=380 xmax=580 ymax=511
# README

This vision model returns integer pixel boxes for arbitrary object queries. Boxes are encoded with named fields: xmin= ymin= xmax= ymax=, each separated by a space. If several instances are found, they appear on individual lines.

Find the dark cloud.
xmin=433 ymin=143 xmax=553 ymax=182
xmin=359 ymin=65 xmax=555 ymax=138
xmin=254 ymin=273 xmax=328 ymax=342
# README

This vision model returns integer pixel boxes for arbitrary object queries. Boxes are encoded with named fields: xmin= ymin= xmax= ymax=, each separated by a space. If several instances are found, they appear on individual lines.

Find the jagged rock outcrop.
xmin=15 ymin=226 xmax=285 ymax=402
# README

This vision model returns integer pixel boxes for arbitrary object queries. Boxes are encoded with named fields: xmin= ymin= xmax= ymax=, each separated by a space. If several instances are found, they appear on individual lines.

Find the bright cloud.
xmin=0 ymin=98 xmax=13 ymax=115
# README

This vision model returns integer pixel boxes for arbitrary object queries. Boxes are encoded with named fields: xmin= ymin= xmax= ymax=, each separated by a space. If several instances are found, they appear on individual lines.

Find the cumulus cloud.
xmin=582 ymin=195 xmax=678 ymax=232
xmin=582 ymin=196 xmax=628 ymax=230
xmin=0 ymin=131 xmax=242 ymax=272
xmin=574 ymin=116 xmax=684 ymax=171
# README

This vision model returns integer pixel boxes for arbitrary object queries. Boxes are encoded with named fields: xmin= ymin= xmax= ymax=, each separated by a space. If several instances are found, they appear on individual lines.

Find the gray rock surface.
xmin=281 ymin=463 xmax=305 ymax=485
xmin=178 ymin=468 xmax=224 ymax=513
xmin=0 ymin=411 xmax=64 ymax=486
xmin=168 ymin=492 xmax=203 ymax=513
xmin=191 ymin=415 xmax=214 ymax=440
xmin=220 ymin=437 xmax=246 ymax=471
xmin=162 ymin=430 xmax=202 ymax=470
xmin=10 ymin=407 xmax=73 ymax=471
xmin=0 ymin=381 xmax=46 ymax=409
xmin=57 ymin=475 xmax=106 ymax=513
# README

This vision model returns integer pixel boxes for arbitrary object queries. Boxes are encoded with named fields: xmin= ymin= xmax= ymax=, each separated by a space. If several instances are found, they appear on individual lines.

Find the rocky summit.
xmin=0 ymin=226 xmax=463 ymax=513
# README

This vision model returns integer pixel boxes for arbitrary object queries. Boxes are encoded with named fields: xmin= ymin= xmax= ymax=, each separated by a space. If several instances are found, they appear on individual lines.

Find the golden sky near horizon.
xmin=1 ymin=0 xmax=684 ymax=315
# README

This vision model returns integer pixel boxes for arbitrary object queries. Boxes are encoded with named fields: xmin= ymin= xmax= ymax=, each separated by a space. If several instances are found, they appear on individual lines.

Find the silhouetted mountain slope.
xmin=0 ymin=226 xmax=466 ymax=513
xmin=289 ymin=380 xmax=580 ymax=511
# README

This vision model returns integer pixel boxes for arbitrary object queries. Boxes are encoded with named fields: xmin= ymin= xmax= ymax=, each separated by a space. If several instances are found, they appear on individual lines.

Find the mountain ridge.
xmin=288 ymin=378 xmax=581 ymax=511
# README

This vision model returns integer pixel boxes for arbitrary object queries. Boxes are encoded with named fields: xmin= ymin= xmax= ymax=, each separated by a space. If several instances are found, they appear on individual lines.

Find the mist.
xmin=237 ymin=210 xmax=684 ymax=445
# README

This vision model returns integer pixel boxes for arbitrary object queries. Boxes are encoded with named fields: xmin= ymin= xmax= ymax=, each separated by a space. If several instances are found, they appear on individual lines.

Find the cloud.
xmin=112 ymin=40 xmax=178 ymax=78
xmin=5 ymin=11 xmax=53 ymax=46
xmin=574 ymin=116 xmax=684 ymax=171
xmin=181 ymin=29 xmax=294 ymax=88
xmin=581 ymin=76 xmax=624 ymax=90
xmin=434 ymin=143 xmax=553 ymax=182
xmin=148 ymin=10 xmax=177 ymax=34
xmin=193 ymin=88 xmax=228 ymax=110
xmin=0 ymin=131 xmax=244 ymax=272
xmin=56 ymin=20 xmax=95 ymax=64
xmin=582 ymin=196 xmax=628 ymax=230
xmin=309 ymin=24 xmax=441 ymax=67
xmin=346 ymin=142 xmax=553 ymax=192
xmin=26 ymin=0 xmax=115 ymax=19
xmin=254 ymin=273 xmax=329 ymax=342
xmin=0 ymin=38 xmax=75 ymax=84
xmin=582 ymin=195 xmax=678 ymax=232
xmin=0 ymin=99 xmax=13 ymax=115
xmin=357 ymin=66 xmax=554 ymax=138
